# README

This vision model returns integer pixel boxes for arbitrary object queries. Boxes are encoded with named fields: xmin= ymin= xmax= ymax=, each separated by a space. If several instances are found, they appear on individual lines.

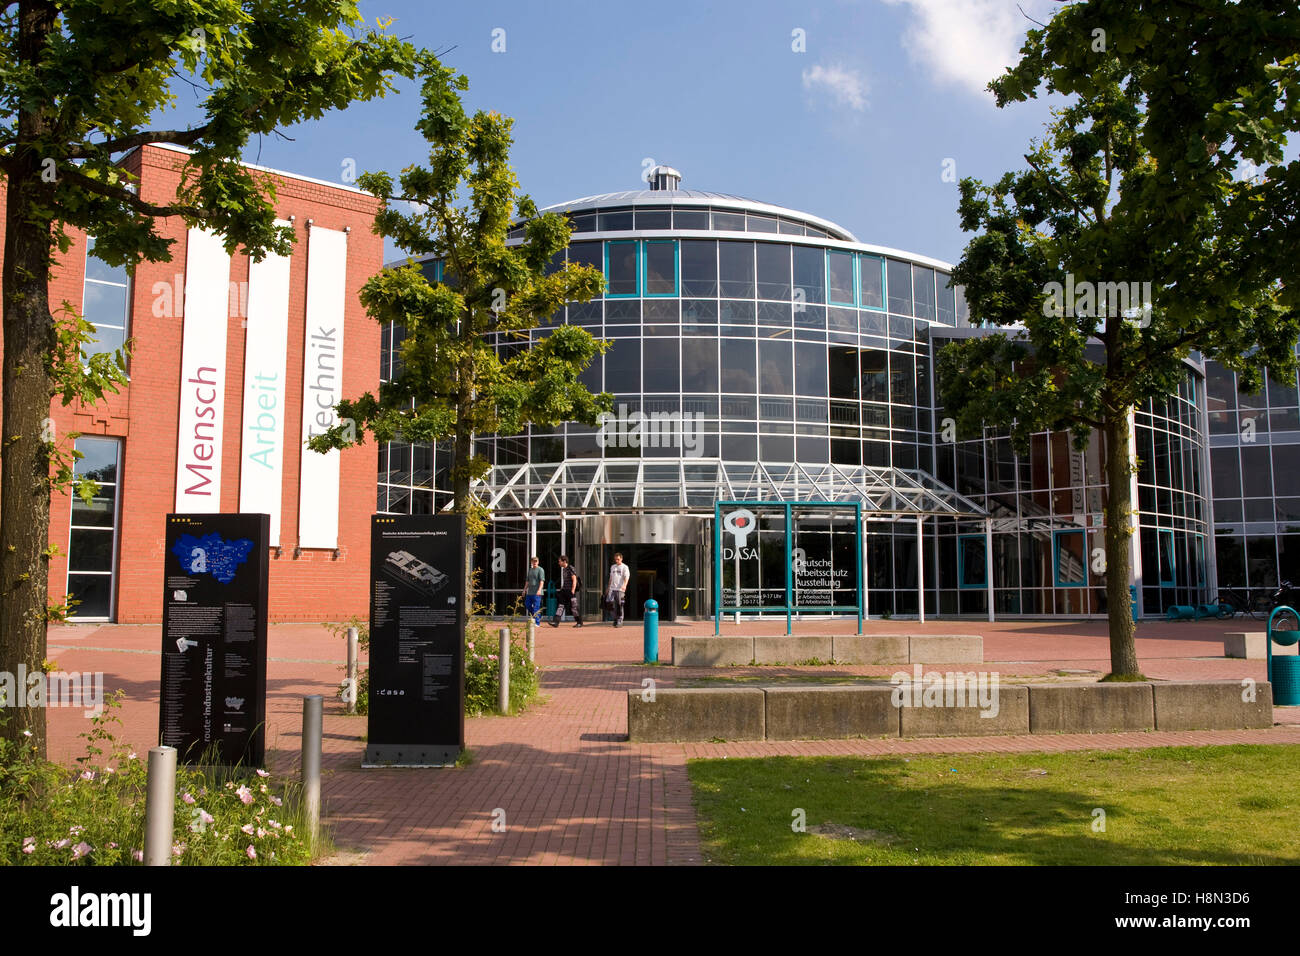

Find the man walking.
xmin=551 ymin=555 xmax=583 ymax=628
xmin=606 ymin=552 xmax=630 ymax=628
xmin=523 ymin=556 xmax=544 ymax=625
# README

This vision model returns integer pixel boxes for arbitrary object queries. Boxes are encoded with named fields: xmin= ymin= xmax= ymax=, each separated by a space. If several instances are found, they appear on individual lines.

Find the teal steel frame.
xmin=713 ymin=499 xmax=863 ymax=635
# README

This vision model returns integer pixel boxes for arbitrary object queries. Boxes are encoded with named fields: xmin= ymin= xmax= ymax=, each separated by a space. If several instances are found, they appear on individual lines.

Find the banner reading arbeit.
xmin=364 ymin=514 xmax=465 ymax=767
xmin=160 ymin=513 xmax=269 ymax=766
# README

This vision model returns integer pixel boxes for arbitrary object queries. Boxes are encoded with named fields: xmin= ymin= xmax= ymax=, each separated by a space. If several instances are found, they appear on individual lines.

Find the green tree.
xmin=0 ymin=1 xmax=420 ymax=755
xmin=307 ymin=62 xmax=611 ymax=607
xmin=938 ymin=0 xmax=1299 ymax=677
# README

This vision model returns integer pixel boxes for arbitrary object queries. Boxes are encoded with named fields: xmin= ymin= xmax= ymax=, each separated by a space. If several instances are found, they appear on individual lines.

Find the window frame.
xmin=958 ymin=533 xmax=988 ymax=589
xmin=641 ymin=239 xmax=679 ymax=298
xmin=1052 ymin=528 xmax=1088 ymax=587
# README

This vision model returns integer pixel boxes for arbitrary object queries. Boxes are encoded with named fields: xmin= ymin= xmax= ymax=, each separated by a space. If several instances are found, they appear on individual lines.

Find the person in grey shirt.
xmin=606 ymin=552 xmax=630 ymax=627
xmin=523 ymin=556 xmax=544 ymax=625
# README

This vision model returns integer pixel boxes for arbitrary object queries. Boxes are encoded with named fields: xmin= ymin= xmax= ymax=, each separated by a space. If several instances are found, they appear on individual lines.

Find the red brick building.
xmin=1 ymin=144 xmax=380 ymax=622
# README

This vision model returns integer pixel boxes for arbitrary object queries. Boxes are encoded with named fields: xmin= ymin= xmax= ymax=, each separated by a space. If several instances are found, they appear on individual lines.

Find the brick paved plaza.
xmin=43 ymin=617 xmax=1300 ymax=866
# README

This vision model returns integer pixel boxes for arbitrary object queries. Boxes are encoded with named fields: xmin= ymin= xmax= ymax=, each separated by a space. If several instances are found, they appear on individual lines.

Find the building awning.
xmin=463 ymin=458 xmax=987 ymax=518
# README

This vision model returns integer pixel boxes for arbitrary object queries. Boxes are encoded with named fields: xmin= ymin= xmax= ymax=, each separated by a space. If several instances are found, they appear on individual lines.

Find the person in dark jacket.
xmin=551 ymin=555 xmax=583 ymax=627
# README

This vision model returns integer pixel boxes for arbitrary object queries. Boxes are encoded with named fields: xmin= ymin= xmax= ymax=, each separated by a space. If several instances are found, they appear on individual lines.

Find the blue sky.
xmin=197 ymin=0 xmax=1065 ymax=266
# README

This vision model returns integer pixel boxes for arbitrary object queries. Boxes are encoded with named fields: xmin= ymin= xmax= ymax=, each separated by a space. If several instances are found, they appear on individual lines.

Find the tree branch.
xmin=57 ymin=164 xmax=209 ymax=219
xmin=1023 ymin=153 xmax=1095 ymax=226
xmin=64 ymin=125 xmax=215 ymax=160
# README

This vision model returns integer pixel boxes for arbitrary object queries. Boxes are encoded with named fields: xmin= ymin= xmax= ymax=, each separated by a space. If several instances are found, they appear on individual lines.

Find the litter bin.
xmin=1268 ymin=605 xmax=1300 ymax=706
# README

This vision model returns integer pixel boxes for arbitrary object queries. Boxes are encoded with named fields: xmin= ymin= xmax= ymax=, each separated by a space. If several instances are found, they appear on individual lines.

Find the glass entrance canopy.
xmin=466 ymin=458 xmax=987 ymax=517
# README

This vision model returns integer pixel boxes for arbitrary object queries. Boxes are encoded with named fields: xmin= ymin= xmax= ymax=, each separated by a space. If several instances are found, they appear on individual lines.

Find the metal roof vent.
xmin=646 ymin=165 xmax=682 ymax=191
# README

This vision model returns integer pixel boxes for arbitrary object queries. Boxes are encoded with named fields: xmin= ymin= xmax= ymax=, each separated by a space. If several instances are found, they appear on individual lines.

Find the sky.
xmin=170 ymin=0 xmax=1066 ymax=266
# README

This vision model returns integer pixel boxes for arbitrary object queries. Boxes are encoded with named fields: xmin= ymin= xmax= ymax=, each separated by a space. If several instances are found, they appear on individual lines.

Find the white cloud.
xmin=882 ymin=0 xmax=1057 ymax=96
xmin=801 ymin=63 xmax=870 ymax=112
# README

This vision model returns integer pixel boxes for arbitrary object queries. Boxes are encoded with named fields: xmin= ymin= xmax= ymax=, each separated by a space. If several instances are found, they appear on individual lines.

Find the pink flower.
xmin=241 ymin=823 xmax=255 ymax=836
xmin=172 ymin=842 xmax=185 ymax=857
xmin=21 ymin=837 xmax=34 ymax=855
xmin=270 ymin=796 xmax=282 ymax=807
xmin=107 ymin=843 xmax=118 ymax=850
xmin=182 ymin=792 xmax=196 ymax=805
xmin=48 ymin=838 xmax=70 ymax=850
xmin=284 ymin=825 xmax=293 ymax=834
xmin=255 ymin=769 xmax=270 ymax=778
xmin=127 ymin=751 xmax=137 ymax=760
xmin=236 ymin=785 xmax=253 ymax=805
xmin=246 ymin=845 xmax=257 ymax=860
xmin=103 ymin=767 xmax=115 ymax=775
xmin=68 ymin=825 xmax=84 ymax=836
xmin=198 ymin=809 xmax=214 ymax=825
xmin=79 ymin=770 xmax=94 ymax=781
xmin=256 ymin=827 xmax=267 ymax=838
xmin=131 ymin=849 xmax=143 ymax=862
xmin=71 ymin=842 xmax=92 ymax=860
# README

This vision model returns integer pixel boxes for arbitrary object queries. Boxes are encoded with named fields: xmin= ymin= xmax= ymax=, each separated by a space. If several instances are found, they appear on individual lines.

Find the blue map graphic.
xmin=172 ymin=533 xmax=255 ymax=585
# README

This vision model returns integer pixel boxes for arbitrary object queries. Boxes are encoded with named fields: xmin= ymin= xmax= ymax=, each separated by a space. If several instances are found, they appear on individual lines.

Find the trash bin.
xmin=1269 ymin=607 xmax=1300 ymax=705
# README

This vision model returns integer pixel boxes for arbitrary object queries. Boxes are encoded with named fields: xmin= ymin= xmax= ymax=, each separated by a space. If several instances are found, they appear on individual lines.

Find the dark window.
xmin=569 ymin=241 xmax=602 ymax=276
xmin=682 ymin=339 xmax=718 ymax=391
xmin=634 ymin=208 xmax=671 ymax=230
xmin=860 ymin=350 xmax=888 ymax=403
xmin=721 ymin=339 xmax=757 ymax=392
xmin=604 ymin=338 xmax=641 ymax=392
xmin=1210 ymin=447 xmax=1241 ymax=499
xmin=1241 ymin=445 xmax=1273 ymax=498
xmin=643 ymin=339 xmax=679 ymax=393
xmin=599 ymin=208 xmax=633 ymax=231
xmin=827 ymin=251 xmax=855 ymax=305
xmin=644 ymin=240 xmax=677 ymax=296
xmin=912 ymin=265 xmax=936 ymax=320
xmin=860 ymin=256 xmax=885 ymax=310
xmin=719 ymin=242 xmax=755 ymax=298
xmin=606 ymin=241 xmax=638 ymax=296
xmin=792 ymin=246 xmax=825 ymax=305
xmin=935 ymin=274 xmax=955 ymax=323
xmin=887 ymin=259 xmax=912 ymax=315
xmin=673 ymin=208 xmax=710 ymax=230
xmin=829 ymin=347 xmax=859 ymax=400
xmin=759 ymin=339 xmax=793 ymax=394
xmin=712 ymin=210 xmax=746 ymax=231
xmin=680 ymin=240 xmax=717 ymax=297
xmin=756 ymin=244 xmax=791 ymax=301
xmin=747 ymin=214 xmax=779 ymax=233
xmin=795 ymin=343 xmax=827 ymax=397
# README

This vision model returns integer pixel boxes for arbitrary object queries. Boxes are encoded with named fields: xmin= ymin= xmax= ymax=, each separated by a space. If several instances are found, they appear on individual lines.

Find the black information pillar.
xmin=159 ymin=513 xmax=270 ymax=766
xmin=364 ymin=514 xmax=466 ymax=767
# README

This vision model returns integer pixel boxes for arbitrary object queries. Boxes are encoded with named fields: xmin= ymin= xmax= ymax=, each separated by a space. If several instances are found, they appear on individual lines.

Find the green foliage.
xmin=325 ymin=617 xmax=370 ymax=714
xmin=306 ymin=62 xmax=612 ymax=530
xmin=0 ymin=695 xmax=315 ymax=865
xmin=464 ymin=597 xmax=542 ymax=717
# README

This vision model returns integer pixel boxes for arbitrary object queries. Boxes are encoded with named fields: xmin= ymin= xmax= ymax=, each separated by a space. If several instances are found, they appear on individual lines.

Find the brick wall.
xmin=4 ymin=145 xmax=381 ymax=623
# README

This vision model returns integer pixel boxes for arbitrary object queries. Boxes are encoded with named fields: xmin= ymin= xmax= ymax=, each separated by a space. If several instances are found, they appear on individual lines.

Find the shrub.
xmin=0 ymin=694 xmax=316 ymax=865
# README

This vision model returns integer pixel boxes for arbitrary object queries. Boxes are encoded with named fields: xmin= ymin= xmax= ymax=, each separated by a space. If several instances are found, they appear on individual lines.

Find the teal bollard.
xmin=643 ymin=599 xmax=659 ymax=664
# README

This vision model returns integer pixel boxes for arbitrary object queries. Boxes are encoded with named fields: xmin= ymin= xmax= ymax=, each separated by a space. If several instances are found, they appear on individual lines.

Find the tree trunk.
xmin=1103 ymin=409 xmax=1142 ymax=677
xmin=1 ymin=176 xmax=58 ymax=757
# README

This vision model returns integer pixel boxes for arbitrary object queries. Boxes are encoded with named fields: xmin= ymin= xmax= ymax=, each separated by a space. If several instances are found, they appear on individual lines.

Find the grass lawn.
xmin=688 ymin=744 xmax=1300 ymax=865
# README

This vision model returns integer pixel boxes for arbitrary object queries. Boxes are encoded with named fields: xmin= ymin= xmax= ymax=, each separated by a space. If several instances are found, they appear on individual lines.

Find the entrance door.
xmin=605 ymin=544 xmax=675 ymax=622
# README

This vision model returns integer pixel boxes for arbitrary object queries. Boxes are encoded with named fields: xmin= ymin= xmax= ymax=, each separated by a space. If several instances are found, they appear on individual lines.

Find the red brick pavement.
xmin=36 ymin=616 xmax=1300 ymax=865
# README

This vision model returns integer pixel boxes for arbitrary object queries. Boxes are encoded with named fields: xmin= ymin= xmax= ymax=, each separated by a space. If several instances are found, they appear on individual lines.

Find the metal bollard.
xmin=498 ymin=627 xmax=510 ymax=713
xmin=643 ymin=599 xmax=659 ymax=664
xmin=144 ymin=746 xmax=177 ymax=866
xmin=302 ymin=695 xmax=322 ymax=848
xmin=346 ymin=626 xmax=359 ymax=715
xmin=528 ymin=620 xmax=536 ymax=663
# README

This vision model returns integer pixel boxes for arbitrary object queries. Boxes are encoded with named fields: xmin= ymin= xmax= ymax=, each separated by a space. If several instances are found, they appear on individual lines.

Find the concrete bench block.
xmin=1028 ymin=683 xmax=1155 ymax=733
xmin=671 ymin=635 xmax=754 ymax=666
xmin=898 ymin=682 xmax=1029 ymax=737
xmin=753 ymin=635 xmax=833 ymax=664
xmin=764 ymin=686 xmax=899 ymax=740
xmin=832 ymin=634 xmax=909 ymax=664
xmin=908 ymin=634 xmax=983 ymax=663
xmin=1224 ymin=632 xmax=1298 ymax=659
xmin=627 ymin=688 xmax=766 ymax=742
xmin=1152 ymin=681 xmax=1274 ymax=731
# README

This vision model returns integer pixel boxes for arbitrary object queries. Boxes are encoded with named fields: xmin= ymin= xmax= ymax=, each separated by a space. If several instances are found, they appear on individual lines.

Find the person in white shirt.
xmin=606 ymin=552 xmax=630 ymax=627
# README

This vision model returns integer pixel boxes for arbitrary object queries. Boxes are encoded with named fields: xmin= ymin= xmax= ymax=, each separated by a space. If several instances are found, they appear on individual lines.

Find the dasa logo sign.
xmin=722 ymin=509 xmax=758 ymax=559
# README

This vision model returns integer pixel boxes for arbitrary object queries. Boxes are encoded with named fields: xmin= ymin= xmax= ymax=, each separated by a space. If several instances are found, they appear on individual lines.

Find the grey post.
xmin=528 ymin=620 xmax=536 ymax=662
xmin=498 ymin=626 xmax=510 ymax=713
xmin=346 ymin=625 xmax=359 ymax=715
xmin=302 ymin=695 xmax=323 ymax=847
xmin=144 ymin=745 xmax=177 ymax=866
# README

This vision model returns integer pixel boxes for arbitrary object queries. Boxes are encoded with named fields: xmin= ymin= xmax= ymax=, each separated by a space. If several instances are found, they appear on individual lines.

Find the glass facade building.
xmin=378 ymin=170 xmax=1218 ymax=621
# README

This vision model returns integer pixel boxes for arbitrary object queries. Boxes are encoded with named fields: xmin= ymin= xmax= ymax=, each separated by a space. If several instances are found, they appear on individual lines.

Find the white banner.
xmin=238 ymin=226 xmax=292 ymax=545
xmin=298 ymin=225 xmax=346 ymax=549
xmin=175 ymin=227 xmax=232 ymax=512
